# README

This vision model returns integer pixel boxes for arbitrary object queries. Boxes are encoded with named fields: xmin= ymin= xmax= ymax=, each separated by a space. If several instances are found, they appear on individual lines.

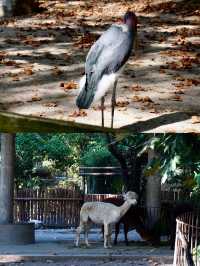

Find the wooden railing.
xmin=173 ymin=212 xmax=200 ymax=266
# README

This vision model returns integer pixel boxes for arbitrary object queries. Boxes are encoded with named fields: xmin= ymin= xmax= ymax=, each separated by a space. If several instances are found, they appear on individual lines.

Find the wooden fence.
xmin=14 ymin=189 xmax=121 ymax=228
xmin=14 ymin=188 xmax=83 ymax=228
xmin=14 ymin=188 xmax=190 ymax=228
xmin=161 ymin=189 xmax=190 ymax=202
xmin=173 ymin=212 xmax=200 ymax=266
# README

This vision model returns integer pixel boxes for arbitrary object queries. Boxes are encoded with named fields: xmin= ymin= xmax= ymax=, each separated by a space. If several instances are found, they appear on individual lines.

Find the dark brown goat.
xmin=102 ymin=197 xmax=155 ymax=245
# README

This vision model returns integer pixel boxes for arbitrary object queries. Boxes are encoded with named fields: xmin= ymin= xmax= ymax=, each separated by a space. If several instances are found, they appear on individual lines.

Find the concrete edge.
xmin=0 ymin=224 xmax=35 ymax=244
xmin=0 ymin=254 xmax=174 ymax=263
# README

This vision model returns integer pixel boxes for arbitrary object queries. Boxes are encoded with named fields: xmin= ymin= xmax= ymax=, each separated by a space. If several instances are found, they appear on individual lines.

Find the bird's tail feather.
xmin=76 ymin=74 xmax=95 ymax=109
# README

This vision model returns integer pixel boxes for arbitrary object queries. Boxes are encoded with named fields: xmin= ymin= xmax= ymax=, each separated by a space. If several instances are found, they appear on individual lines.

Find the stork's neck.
xmin=128 ymin=25 xmax=137 ymax=35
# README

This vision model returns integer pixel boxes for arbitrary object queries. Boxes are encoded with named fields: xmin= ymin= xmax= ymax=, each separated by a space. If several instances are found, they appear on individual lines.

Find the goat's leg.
xmin=111 ymin=80 xmax=117 ymax=128
xmin=84 ymin=224 xmax=91 ymax=247
xmin=107 ymin=224 xmax=112 ymax=248
xmin=124 ymin=223 xmax=129 ymax=246
xmin=104 ymin=224 xmax=109 ymax=248
xmin=75 ymin=222 xmax=84 ymax=247
xmin=101 ymin=225 xmax=104 ymax=242
xmin=108 ymin=233 xmax=112 ymax=248
xmin=114 ymin=222 xmax=120 ymax=245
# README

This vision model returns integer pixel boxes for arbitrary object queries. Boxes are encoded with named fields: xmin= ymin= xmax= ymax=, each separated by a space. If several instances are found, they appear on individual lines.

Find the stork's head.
xmin=123 ymin=11 xmax=137 ymax=32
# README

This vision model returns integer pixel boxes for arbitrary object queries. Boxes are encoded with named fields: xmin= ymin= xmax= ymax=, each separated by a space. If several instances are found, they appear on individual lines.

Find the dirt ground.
xmin=0 ymin=0 xmax=199 ymax=132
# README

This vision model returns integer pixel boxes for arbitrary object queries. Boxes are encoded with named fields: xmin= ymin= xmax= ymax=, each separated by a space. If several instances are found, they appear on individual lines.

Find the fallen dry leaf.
xmin=30 ymin=96 xmax=42 ymax=102
xmin=24 ymin=67 xmax=34 ymax=76
xmin=131 ymin=85 xmax=146 ymax=91
xmin=43 ymin=102 xmax=58 ymax=107
xmin=159 ymin=68 xmax=166 ymax=74
xmin=74 ymin=33 xmax=98 ymax=48
xmin=3 ymin=60 xmax=18 ymax=66
xmin=69 ymin=110 xmax=87 ymax=117
xmin=143 ymin=96 xmax=153 ymax=103
xmin=170 ymin=95 xmax=183 ymax=101
xmin=132 ymin=95 xmax=154 ymax=103
xmin=116 ymin=100 xmax=129 ymax=107
xmin=61 ymin=81 xmax=78 ymax=90
xmin=132 ymin=95 xmax=143 ymax=102
xmin=174 ymin=90 xmax=185 ymax=95
xmin=52 ymin=67 xmax=63 ymax=76
xmin=11 ymin=74 xmax=20 ymax=81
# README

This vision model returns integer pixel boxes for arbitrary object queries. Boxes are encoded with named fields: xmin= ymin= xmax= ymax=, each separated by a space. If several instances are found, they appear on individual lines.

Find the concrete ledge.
xmin=0 ymin=223 xmax=35 ymax=244
xmin=0 ymin=255 xmax=173 ymax=264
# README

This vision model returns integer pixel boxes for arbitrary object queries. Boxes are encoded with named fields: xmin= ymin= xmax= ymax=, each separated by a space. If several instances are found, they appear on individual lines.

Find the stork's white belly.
xmin=94 ymin=73 xmax=118 ymax=102
xmin=78 ymin=72 xmax=120 ymax=104
xmin=78 ymin=75 xmax=86 ymax=92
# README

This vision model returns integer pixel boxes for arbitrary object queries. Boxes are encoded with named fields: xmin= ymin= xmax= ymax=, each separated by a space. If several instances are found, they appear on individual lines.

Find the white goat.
xmin=75 ymin=191 xmax=138 ymax=248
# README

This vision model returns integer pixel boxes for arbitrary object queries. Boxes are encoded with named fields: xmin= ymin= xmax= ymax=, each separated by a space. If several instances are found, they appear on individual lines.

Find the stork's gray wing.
xmin=85 ymin=24 xmax=134 ymax=74
xmin=85 ymin=25 xmax=122 ymax=70
xmin=76 ymin=24 xmax=135 ymax=109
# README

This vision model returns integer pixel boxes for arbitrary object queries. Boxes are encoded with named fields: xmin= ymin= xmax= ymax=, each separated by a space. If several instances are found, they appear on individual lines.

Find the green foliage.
xmin=81 ymin=139 xmax=123 ymax=193
xmin=13 ymin=133 xmax=200 ymax=193
xmin=15 ymin=133 xmax=120 ymax=190
xmin=139 ymin=134 xmax=200 ymax=186
xmin=81 ymin=146 xmax=118 ymax=167
xmin=15 ymin=133 xmax=81 ymax=188
xmin=192 ymin=245 xmax=200 ymax=260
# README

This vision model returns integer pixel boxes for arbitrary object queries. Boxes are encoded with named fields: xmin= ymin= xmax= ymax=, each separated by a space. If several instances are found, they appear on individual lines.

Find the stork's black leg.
xmin=101 ymin=96 xmax=105 ymax=127
xmin=111 ymin=80 xmax=117 ymax=128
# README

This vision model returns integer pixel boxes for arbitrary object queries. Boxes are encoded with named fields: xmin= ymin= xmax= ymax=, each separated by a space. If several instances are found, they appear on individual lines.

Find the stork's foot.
xmin=101 ymin=96 xmax=105 ymax=128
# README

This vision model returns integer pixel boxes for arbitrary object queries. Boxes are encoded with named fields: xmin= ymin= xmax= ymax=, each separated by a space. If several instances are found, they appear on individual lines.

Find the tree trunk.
xmin=106 ymin=134 xmax=144 ymax=196
xmin=106 ymin=134 xmax=130 ymax=191
xmin=0 ymin=133 xmax=15 ymax=224
xmin=146 ymin=149 xmax=161 ymax=229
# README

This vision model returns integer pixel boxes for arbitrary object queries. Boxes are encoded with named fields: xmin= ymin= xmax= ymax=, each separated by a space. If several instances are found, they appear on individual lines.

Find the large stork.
xmin=76 ymin=11 xmax=137 ymax=128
